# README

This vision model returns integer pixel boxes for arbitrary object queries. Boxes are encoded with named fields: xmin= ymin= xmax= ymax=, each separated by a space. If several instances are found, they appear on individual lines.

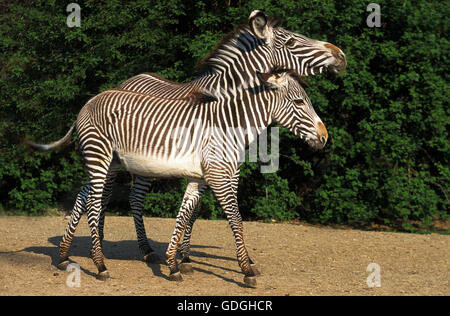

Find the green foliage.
xmin=0 ymin=1 xmax=448 ymax=230
xmin=251 ymin=173 xmax=301 ymax=221
xmin=143 ymin=179 xmax=187 ymax=218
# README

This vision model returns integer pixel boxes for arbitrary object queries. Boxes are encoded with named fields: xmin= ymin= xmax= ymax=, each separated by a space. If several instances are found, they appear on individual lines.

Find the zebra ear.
xmin=249 ymin=10 xmax=272 ymax=42
xmin=258 ymin=72 xmax=288 ymax=89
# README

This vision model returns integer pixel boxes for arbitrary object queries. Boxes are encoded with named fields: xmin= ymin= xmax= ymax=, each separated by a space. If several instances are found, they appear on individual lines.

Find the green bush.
xmin=143 ymin=179 xmax=187 ymax=218
xmin=0 ymin=1 xmax=448 ymax=230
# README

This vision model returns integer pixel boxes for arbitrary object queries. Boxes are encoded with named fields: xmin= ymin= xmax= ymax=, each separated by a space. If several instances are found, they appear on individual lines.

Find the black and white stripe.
xmin=30 ymin=69 xmax=328 ymax=287
xmin=30 ymin=11 xmax=341 ymax=286
xmin=60 ymin=10 xmax=344 ymax=265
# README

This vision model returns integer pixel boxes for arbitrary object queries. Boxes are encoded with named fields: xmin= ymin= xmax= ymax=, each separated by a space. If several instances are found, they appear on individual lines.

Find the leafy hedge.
xmin=1 ymin=0 xmax=448 ymax=231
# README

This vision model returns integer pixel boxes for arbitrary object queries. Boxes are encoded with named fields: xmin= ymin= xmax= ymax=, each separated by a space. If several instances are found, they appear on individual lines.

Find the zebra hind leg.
xmin=79 ymin=135 xmax=114 ymax=280
xmin=57 ymin=183 xmax=89 ymax=270
xmin=129 ymin=176 xmax=160 ymax=263
xmin=86 ymin=173 xmax=112 ymax=281
xmin=60 ymin=167 xmax=122 ymax=266
xmin=89 ymin=165 xmax=120 ymax=259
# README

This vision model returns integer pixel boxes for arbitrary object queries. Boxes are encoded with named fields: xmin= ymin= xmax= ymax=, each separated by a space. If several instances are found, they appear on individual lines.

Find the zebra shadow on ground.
xmin=19 ymin=235 xmax=241 ymax=284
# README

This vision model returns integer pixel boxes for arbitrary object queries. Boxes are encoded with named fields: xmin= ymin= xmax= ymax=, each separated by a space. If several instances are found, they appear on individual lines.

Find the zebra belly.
xmin=117 ymin=153 xmax=204 ymax=179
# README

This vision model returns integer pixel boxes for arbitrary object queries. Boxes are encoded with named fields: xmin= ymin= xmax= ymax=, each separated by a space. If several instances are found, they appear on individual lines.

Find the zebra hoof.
xmin=244 ymin=275 xmax=257 ymax=288
xmin=96 ymin=270 xmax=110 ymax=281
xmin=57 ymin=259 xmax=70 ymax=271
xmin=251 ymin=264 xmax=261 ymax=276
xmin=179 ymin=263 xmax=194 ymax=275
xmin=169 ymin=271 xmax=183 ymax=282
xmin=144 ymin=252 xmax=160 ymax=264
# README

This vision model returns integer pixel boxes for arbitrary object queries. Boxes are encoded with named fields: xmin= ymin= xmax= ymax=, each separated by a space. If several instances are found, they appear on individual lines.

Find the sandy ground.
xmin=0 ymin=216 xmax=448 ymax=296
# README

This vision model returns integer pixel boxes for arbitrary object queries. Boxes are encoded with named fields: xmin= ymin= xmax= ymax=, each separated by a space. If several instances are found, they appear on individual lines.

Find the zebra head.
xmin=249 ymin=10 xmax=347 ymax=76
xmin=261 ymin=71 xmax=328 ymax=151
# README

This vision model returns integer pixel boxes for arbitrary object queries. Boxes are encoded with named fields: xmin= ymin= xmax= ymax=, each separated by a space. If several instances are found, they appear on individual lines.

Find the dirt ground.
xmin=0 ymin=216 xmax=448 ymax=296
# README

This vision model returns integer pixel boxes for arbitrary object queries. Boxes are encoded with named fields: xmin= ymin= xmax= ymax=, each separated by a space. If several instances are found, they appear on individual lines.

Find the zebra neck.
xmin=191 ymin=29 xmax=272 ymax=98
xmin=212 ymin=87 xmax=278 ymax=150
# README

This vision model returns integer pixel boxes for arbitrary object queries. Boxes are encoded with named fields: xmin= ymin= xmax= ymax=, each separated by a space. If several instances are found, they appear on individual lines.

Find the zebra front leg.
xmin=230 ymin=169 xmax=260 ymax=276
xmin=57 ymin=183 xmax=89 ymax=270
xmin=207 ymin=175 xmax=257 ymax=287
xmin=129 ymin=176 xmax=160 ymax=263
xmin=175 ymin=174 xmax=259 ymax=276
xmin=165 ymin=180 xmax=205 ymax=281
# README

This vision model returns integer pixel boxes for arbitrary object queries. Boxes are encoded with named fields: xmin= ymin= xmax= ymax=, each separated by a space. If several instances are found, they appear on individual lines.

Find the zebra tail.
xmin=26 ymin=123 xmax=76 ymax=151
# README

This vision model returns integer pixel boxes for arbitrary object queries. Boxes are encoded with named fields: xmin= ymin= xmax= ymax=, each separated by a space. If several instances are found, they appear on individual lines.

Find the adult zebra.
xmin=47 ymin=10 xmax=346 ymax=272
xmin=29 ymin=68 xmax=328 ymax=287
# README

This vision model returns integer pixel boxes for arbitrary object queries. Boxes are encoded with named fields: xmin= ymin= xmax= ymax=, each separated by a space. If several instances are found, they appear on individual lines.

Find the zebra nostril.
xmin=320 ymin=136 xmax=326 ymax=144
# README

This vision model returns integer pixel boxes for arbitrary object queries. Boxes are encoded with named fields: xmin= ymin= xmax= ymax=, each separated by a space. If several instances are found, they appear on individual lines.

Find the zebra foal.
xmin=29 ymin=68 xmax=328 ymax=287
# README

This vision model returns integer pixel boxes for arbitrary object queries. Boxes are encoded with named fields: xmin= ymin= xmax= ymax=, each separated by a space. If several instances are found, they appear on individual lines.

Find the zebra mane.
xmin=196 ymin=15 xmax=281 ymax=74
xmin=195 ymin=24 xmax=249 ymax=74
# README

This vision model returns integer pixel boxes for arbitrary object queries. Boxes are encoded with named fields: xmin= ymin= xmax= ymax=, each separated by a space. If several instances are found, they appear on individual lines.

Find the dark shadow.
xmin=187 ymin=247 xmax=236 ymax=263
xmin=190 ymin=258 xmax=241 ymax=274
xmin=145 ymin=260 xmax=166 ymax=280
xmin=190 ymin=266 xmax=251 ymax=289
xmin=18 ymin=235 xmax=237 ymax=284
xmin=0 ymin=248 xmax=99 ymax=278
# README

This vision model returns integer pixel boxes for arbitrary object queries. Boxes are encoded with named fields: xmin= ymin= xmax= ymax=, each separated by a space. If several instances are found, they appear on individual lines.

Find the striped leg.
xmin=85 ymin=179 xmax=109 ymax=280
xmin=57 ymin=183 xmax=89 ymax=270
xmin=98 ymin=210 xmax=106 ymax=242
xmin=230 ymin=169 xmax=260 ymax=276
xmin=177 ymin=171 xmax=260 ymax=276
xmin=89 ymin=165 xmax=120 ymax=259
xmin=129 ymin=176 xmax=159 ymax=262
xmin=99 ymin=164 xmax=120 ymax=240
xmin=57 ymin=165 xmax=119 ymax=269
xmin=178 ymin=183 xmax=208 ymax=274
xmin=80 ymin=132 xmax=114 ymax=280
xmin=178 ymin=207 xmax=199 ymax=269
xmin=206 ymin=168 xmax=256 ymax=287
xmin=165 ymin=179 xmax=207 ymax=281
xmin=178 ymin=169 xmax=240 ymax=264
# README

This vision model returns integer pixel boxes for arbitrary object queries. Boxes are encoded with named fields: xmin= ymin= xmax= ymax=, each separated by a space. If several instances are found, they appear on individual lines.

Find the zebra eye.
xmin=285 ymin=38 xmax=296 ymax=47
xmin=294 ymin=99 xmax=305 ymax=106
